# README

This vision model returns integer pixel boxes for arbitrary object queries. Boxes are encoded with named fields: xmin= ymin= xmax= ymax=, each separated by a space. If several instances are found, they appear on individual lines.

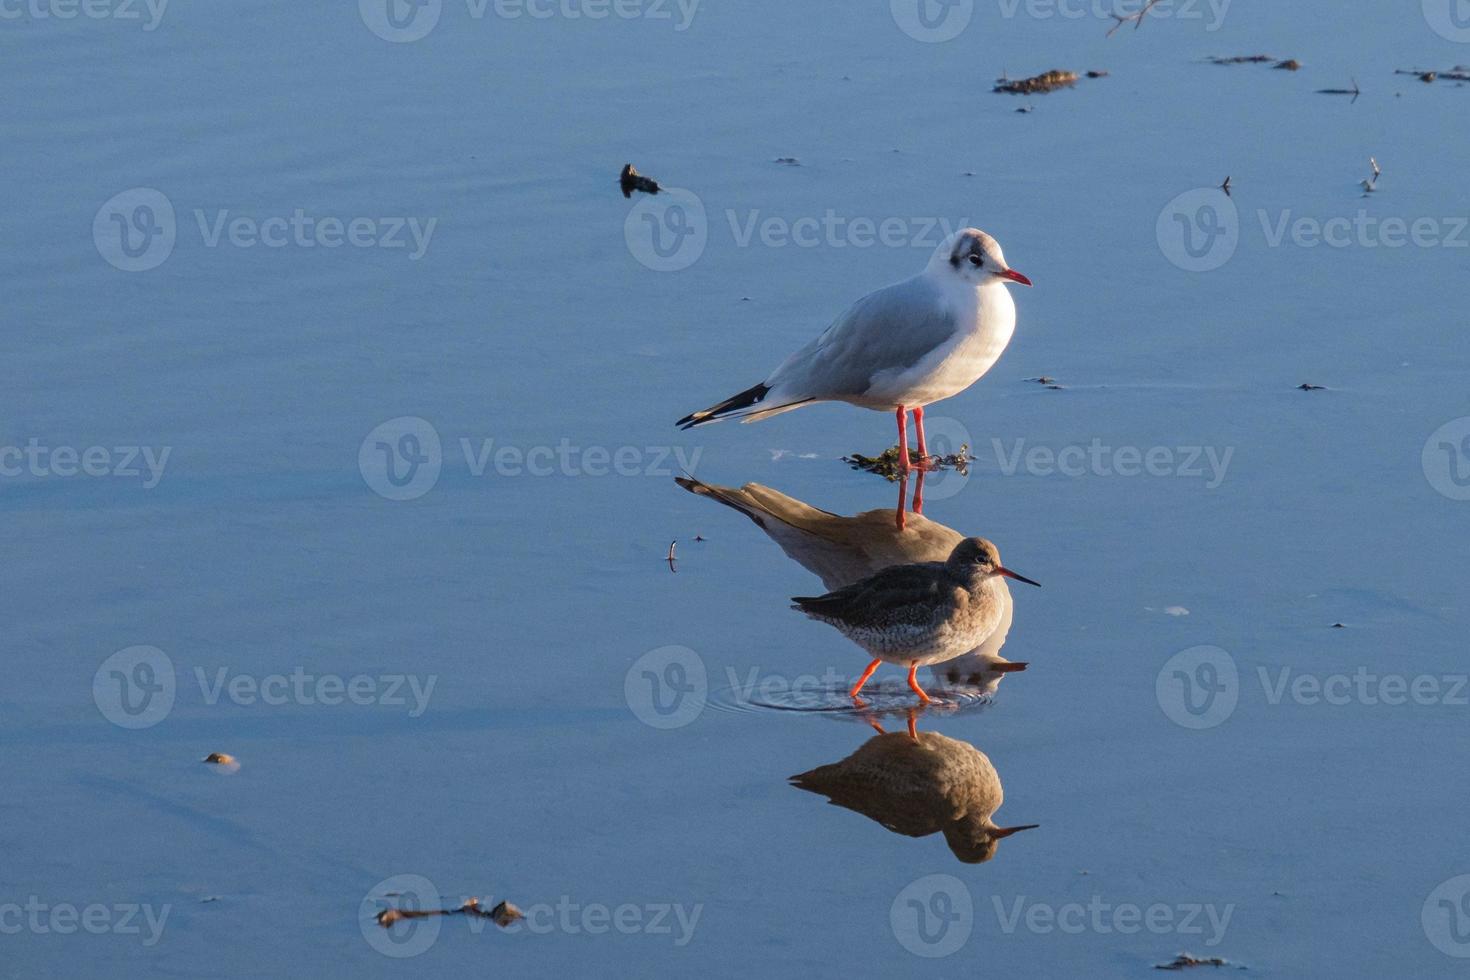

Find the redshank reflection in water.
xmin=790 ymin=713 xmax=1038 ymax=863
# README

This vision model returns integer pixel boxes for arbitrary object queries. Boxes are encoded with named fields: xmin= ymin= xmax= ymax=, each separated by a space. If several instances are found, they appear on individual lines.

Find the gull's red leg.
xmin=906 ymin=664 xmax=933 ymax=705
xmin=912 ymin=467 xmax=925 ymax=515
xmin=895 ymin=405 xmax=909 ymax=473
xmin=850 ymin=659 xmax=882 ymax=699
xmin=895 ymin=473 xmax=908 ymax=530
xmin=912 ymin=406 xmax=938 ymax=471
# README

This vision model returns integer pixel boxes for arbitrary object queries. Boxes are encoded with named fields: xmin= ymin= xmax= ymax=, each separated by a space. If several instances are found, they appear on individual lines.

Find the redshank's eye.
xmin=969 ymin=255 xmax=983 ymax=267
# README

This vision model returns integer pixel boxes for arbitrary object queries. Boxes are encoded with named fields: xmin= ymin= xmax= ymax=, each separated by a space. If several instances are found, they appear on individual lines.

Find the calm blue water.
xmin=3 ymin=0 xmax=1470 ymax=975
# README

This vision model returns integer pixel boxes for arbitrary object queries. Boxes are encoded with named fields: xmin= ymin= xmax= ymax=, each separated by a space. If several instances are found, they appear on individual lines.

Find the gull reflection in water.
xmin=676 ymin=477 xmax=1027 ymax=694
xmin=790 ymin=711 xmax=1037 ymax=863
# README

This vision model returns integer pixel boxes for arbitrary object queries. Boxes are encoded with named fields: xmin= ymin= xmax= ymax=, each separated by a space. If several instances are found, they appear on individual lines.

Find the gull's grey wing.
xmin=765 ymin=275 xmax=959 ymax=401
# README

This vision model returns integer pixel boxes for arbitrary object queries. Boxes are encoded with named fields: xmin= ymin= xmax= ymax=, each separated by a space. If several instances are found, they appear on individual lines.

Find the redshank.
xmin=677 ymin=228 xmax=1030 ymax=471
xmin=676 ymin=477 xmax=1028 ymax=688
xmin=790 ymin=724 xmax=1038 ymax=863
xmin=790 ymin=537 xmax=1039 ymax=704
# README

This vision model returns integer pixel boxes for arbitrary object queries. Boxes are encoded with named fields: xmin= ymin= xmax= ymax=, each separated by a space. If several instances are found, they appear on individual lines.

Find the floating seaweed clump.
xmin=843 ymin=446 xmax=974 ymax=481
xmin=994 ymin=70 xmax=1079 ymax=95
xmin=1155 ymin=953 xmax=1232 ymax=971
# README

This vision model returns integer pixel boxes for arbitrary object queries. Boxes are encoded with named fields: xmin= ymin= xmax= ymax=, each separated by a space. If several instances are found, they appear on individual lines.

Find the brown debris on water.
xmin=994 ymin=70 xmax=1079 ymax=95
xmin=1274 ymin=59 xmax=1302 ymax=71
xmin=1207 ymin=55 xmax=1276 ymax=65
xmin=1155 ymin=953 xmax=1230 ymax=970
xmin=202 ymin=752 xmax=240 ymax=774
xmin=376 ymin=898 xmax=523 ymax=930
xmin=843 ymin=446 xmax=974 ymax=481
xmin=619 ymin=164 xmax=660 ymax=199
xmin=1396 ymin=67 xmax=1470 ymax=83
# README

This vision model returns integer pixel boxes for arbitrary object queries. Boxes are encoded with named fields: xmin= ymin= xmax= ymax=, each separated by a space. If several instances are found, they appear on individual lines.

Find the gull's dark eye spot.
xmin=969 ymin=254 xmax=983 ymax=267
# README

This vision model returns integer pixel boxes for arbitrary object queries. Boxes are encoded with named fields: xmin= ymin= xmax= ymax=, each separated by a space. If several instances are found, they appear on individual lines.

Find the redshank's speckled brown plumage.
xmin=791 ymin=537 xmax=1039 ymax=703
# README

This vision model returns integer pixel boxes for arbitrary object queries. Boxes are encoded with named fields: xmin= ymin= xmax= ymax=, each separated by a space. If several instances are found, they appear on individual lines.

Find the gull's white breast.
xmin=864 ymin=281 xmax=1016 ymax=408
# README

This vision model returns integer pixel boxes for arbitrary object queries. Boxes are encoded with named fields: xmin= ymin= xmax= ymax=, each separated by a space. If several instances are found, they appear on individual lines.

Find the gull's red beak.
xmin=1000 ymin=268 xmax=1032 ymax=287
xmin=998 ymin=567 xmax=1041 ymax=588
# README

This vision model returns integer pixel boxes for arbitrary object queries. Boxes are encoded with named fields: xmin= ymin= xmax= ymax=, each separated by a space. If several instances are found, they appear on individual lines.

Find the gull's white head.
xmin=928 ymin=228 xmax=1032 ymax=288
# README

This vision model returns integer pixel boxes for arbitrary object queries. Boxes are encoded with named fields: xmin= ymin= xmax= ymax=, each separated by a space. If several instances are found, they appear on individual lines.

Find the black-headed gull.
xmin=677 ymin=228 xmax=1031 ymax=469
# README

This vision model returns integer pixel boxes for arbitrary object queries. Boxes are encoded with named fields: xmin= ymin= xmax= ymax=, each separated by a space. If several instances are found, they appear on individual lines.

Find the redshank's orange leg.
xmin=869 ymin=719 xmax=887 ymax=735
xmin=850 ymin=659 xmax=882 ymax=699
xmin=906 ymin=709 xmax=919 ymax=741
xmin=906 ymin=664 xmax=933 ymax=704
